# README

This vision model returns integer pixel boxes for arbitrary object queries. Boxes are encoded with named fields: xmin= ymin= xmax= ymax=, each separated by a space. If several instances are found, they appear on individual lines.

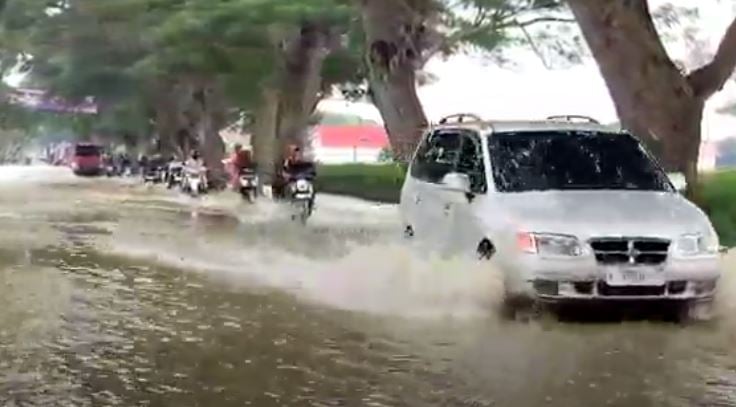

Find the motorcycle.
xmin=143 ymin=165 xmax=165 ymax=184
xmin=164 ymin=162 xmax=184 ymax=189
xmin=104 ymin=163 xmax=116 ymax=177
xmin=181 ymin=167 xmax=208 ymax=197
xmin=287 ymin=176 xmax=315 ymax=224
xmin=238 ymin=168 xmax=259 ymax=203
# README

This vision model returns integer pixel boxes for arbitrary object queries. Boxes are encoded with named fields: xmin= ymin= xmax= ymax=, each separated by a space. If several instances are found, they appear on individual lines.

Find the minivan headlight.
xmin=674 ymin=233 xmax=719 ymax=257
xmin=517 ymin=232 xmax=584 ymax=257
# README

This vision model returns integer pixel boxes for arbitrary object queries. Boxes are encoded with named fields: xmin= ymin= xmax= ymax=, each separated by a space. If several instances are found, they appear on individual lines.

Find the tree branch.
xmin=687 ymin=16 xmax=736 ymax=99
xmin=515 ymin=16 xmax=576 ymax=26
xmin=518 ymin=23 xmax=551 ymax=69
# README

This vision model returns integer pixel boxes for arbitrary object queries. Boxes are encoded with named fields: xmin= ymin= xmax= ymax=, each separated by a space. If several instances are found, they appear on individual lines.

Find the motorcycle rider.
xmin=119 ymin=153 xmax=132 ymax=175
xmin=228 ymin=143 xmax=254 ymax=189
xmin=185 ymin=150 xmax=205 ymax=171
xmin=277 ymin=144 xmax=316 ymax=205
xmin=184 ymin=150 xmax=208 ymax=191
xmin=138 ymin=154 xmax=149 ymax=173
xmin=283 ymin=146 xmax=315 ymax=178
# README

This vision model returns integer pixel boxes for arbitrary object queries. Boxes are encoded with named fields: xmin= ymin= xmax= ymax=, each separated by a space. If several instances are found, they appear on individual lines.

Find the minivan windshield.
xmin=489 ymin=131 xmax=673 ymax=193
xmin=75 ymin=144 xmax=101 ymax=157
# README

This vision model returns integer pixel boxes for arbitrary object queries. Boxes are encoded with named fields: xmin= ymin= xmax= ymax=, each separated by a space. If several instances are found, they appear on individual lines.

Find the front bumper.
xmin=506 ymin=255 xmax=720 ymax=302
xmin=531 ymin=279 xmax=717 ymax=302
xmin=73 ymin=167 xmax=103 ymax=176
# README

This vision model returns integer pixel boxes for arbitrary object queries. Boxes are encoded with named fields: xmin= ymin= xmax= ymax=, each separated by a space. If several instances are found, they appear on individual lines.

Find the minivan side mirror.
xmin=441 ymin=172 xmax=471 ymax=193
xmin=667 ymin=172 xmax=687 ymax=193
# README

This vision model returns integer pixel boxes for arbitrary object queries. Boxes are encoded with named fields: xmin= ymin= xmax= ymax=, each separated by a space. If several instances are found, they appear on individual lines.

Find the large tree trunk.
xmin=195 ymin=83 xmax=227 ymax=189
xmin=277 ymin=23 xmax=333 ymax=153
xmin=153 ymin=102 xmax=179 ymax=157
xmin=567 ymin=1 xmax=736 ymax=190
xmin=152 ymin=80 xmax=190 ymax=159
xmin=252 ymin=88 xmax=280 ymax=188
xmin=172 ymin=78 xmax=228 ymax=188
xmin=360 ymin=0 xmax=429 ymax=162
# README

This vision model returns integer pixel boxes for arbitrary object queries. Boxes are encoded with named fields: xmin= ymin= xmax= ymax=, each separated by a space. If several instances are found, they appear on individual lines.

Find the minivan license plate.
xmin=606 ymin=268 xmax=664 ymax=286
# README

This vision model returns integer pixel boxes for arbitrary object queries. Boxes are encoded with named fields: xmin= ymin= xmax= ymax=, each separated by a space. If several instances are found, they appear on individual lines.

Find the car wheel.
xmin=477 ymin=239 xmax=495 ymax=260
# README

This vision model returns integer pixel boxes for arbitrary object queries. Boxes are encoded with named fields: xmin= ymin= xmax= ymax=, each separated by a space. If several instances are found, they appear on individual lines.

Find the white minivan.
xmin=400 ymin=115 xmax=721 ymax=316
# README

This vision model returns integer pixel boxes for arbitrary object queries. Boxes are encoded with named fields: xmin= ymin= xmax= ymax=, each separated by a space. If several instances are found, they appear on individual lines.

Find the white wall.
xmin=316 ymin=99 xmax=383 ymax=124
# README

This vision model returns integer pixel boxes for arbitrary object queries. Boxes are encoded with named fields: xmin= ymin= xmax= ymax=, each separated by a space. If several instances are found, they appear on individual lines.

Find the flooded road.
xmin=2 ymin=165 xmax=736 ymax=406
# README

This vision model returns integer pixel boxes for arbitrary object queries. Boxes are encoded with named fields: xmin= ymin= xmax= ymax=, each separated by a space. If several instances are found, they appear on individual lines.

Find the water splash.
xmin=712 ymin=251 xmax=736 ymax=321
xmin=106 ymin=234 xmax=504 ymax=319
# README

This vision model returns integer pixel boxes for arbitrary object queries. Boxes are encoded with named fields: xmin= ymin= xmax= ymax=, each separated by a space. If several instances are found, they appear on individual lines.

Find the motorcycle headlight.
xmin=517 ymin=232 xmax=584 ymax=257
xmin=674 ymin=232 xmax=719 ymax=258
xmin=296 ymin=179 xmax=310 ymax=191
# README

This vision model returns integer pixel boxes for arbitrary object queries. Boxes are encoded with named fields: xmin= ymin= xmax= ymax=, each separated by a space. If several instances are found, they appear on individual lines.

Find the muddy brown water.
xmin=1 ymin=166 xmax=736 ymax=406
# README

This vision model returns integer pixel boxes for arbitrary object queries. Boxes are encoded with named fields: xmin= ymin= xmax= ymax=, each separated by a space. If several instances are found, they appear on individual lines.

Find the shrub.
xmin=316 ymin=163 xmax=405 ymax=203
xmin=700 ymin=171 xmax=736 ymax=247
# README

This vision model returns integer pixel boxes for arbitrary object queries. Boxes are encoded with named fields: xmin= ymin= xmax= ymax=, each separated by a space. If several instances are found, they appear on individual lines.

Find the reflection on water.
xmin=0 ymin=166 xmax=735 ymax=406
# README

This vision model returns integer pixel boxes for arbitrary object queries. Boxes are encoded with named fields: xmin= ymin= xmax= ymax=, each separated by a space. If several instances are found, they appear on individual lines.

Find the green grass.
xmin=318 ymin=164 xmax=736 ymax=247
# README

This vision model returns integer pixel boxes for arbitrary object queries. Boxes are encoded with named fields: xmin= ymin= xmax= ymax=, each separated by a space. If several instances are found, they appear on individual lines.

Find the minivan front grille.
xmin=597 ymin=282 xmax=666 ymax=296
xmin=589 ymin=238 xmax=670 ymax=265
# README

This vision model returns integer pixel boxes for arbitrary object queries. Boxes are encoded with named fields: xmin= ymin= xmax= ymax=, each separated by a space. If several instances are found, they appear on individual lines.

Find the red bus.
xmin=70 ymin=143 xmax=103 ymax=175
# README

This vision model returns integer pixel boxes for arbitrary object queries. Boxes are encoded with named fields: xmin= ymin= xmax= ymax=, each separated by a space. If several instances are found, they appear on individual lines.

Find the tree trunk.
xmin=196 ymin=84 xmax=227 ymax=189
xmin=360 ymin=0 xmax=429 ymax=162
xmin=277 ymin=23 xmax=332 ymax=153
xmin=567 ymin=1 xmax=736 ymax=190
xmin=152 ymin=81 xmax=185 ymax=158
xmin=252 ymin=88 xmax=280 ymax=187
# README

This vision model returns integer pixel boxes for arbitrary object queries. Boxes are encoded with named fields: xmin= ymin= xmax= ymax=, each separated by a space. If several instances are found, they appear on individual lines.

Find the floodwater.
xmin=2 ymin=165 xmax=736 ymax=406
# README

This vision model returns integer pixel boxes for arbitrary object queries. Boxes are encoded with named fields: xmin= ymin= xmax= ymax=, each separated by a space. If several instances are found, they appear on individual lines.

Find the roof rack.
xmin=438 ymin=113 xmax=483 ymax=125
xmin=546 ymin=115 xmax=600 ymax=124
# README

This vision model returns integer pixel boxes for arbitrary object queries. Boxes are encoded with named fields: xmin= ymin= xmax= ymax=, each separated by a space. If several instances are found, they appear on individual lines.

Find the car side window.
xmin=456 ymin=132 xmax=487 ymax=193
xmin=410 ymin=132 xmax=432 ymax=180
xmin=410 ymin=130 xmax=462 ymax=183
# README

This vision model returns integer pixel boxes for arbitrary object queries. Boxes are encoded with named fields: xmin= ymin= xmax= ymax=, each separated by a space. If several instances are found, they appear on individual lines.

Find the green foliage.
xmin=700 ymin=171 xmax=736 ymax=247
xmin=0 ymin=0 xmax=570 ymax=154
xmin=0 ymin=0 xmax=354 ymax=146
xmin=439 ymin=0 xmax=570 ymax=56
